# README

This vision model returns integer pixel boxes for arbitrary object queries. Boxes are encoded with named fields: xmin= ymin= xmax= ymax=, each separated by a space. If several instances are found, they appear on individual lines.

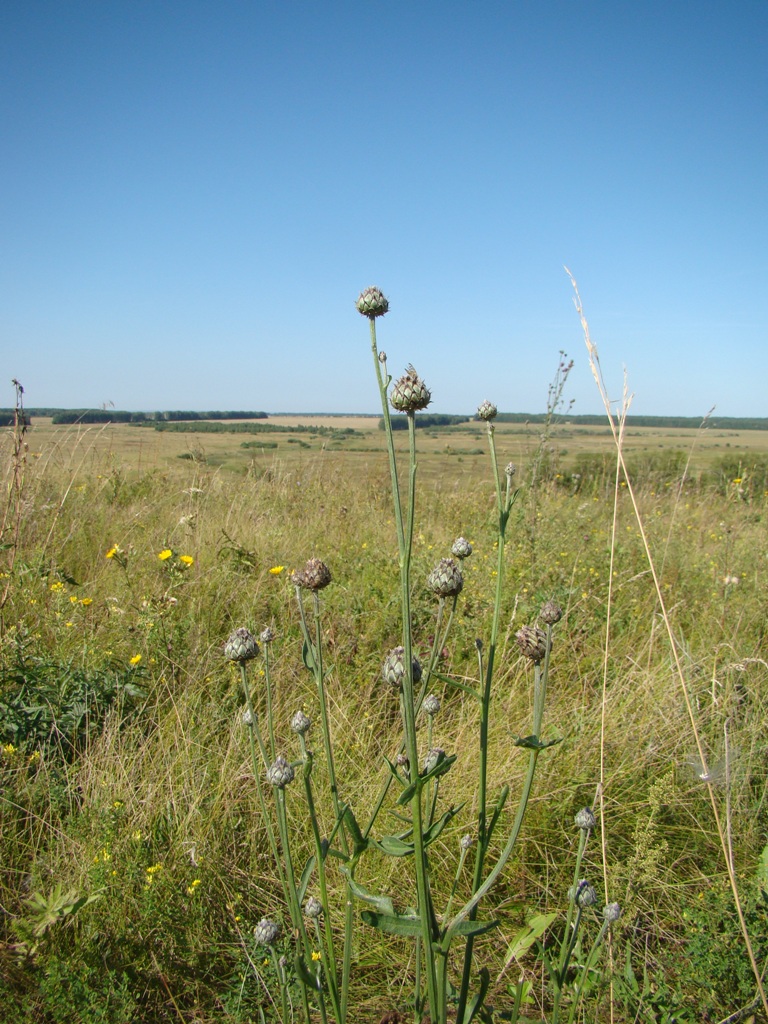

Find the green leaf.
xmin=422 ymin=804 xmax=464 ymax=847
xmin=301 ymin=639 xmax=317 ymax=672
xmin=462 ymin=967 xmax=490 ymax=1024
xmin=338 ymin=869 xmax=395 ymax=915
xmin=374 ymin=835 xmax=414 ymax=857
xmin=505 ymin=912 xmax=557 ymax=961
xmin=342 ymin=806 xmax=368 ymax=855
xmin=299 ymin=856 xmax=316 ymax=903
xmin=453 ymin=918 xmax=499 ymax=938
xmin=295 ymin=954 xmax=323 ymax=992
xmin=513 ymin=734 xmax=563 ymax=750
xmin=757 ymin=843 xmax=768 ymax=888
xmin=360 ymin=910 xmax=423 ymax=937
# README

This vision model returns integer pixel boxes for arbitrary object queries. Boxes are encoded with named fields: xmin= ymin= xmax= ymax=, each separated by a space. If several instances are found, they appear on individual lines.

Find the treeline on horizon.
xmin=2 ymin=409 xmax=768 ymax=432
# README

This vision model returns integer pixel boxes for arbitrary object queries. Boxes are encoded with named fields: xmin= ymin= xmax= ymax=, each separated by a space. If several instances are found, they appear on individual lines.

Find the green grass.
xmin=2 ymin=420 xmax=768 ymax=1022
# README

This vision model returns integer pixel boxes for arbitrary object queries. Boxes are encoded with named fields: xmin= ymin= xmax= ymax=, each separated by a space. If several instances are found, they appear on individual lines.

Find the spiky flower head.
xmin=267 ymin=756 xmax=295 ymax=790
xmin=427 ymin=558 xmax=463 ymax=598
xmin=356 ymin=286 xmax=389 ymax=319
xmin=260 ymin=626 xmax=276 ymax=644
xmin=291 ymin=710 xmax=311 ymax=735
xmin=390 ymin=365 xmax=431 ymax=412
xmin=568 ymin=880 xmax=598 ymax=908
xmin=515 ymin=625 xmax=549 ymax=664
xmin=224 ymin=627 xmax=260 ymax=663
xmin=540 ymin=600 xmax=563 ymax=625
xmin=423 ymin=747 xmax=445 ymax=774
xmin=477 ymin=400 xmax=497 ymax=422
xmin=381 ymin=646 xmax=422 ymax=689
xmin=451 ymin=537 xmax=473 ymax=560
xmin=603 ymin=902 xmax=622 ymax=923
xmin=291 ymin=558 xmax=332 ymax=591
xmin=254 ymin=918 xmax=281 ymax=945
xmin=575 ymin=807 xmax=596 ymax=831
xmin=304 ymin=896 xmax=323 ymax=919
xmin=505 ymin=462 xmax=517 ymax=479
xmin=423 ymin=694 xmax=441 ymax=717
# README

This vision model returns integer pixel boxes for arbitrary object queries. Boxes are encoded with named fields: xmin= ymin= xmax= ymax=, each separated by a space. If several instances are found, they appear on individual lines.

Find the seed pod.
xmin=540 ymin=600 xmax=563 ymax=625
xmin=224 ymin=627 xmax=260 ymax=663
xmin=291 ymin=710 xmax=311 ymax=735
xmin=291 ymin=558 xmax=332 ymax=591
xmin=390 ymin=365 xmax=431 ymax=412
xmin=356 ymin=286 xmax=389 ymax=319
xmin=427 ymin=558 xmax=463 ymax=598
xmin=574 ymin=807 xmax=596 ymax=831
xmin=515 ymin=625 xmax=549 ymax=664
xmin=476 ymin=400 xmax=497 ymax=421
xmin=381 ymin=646 xmax=422 ymax=689
xmin=451 ymin=537 xmax=473 ymax=560
xmin=267 ymin=756 xmax=295 ymax=790
xmin=254 ymin=918 xmax=281 ymax=945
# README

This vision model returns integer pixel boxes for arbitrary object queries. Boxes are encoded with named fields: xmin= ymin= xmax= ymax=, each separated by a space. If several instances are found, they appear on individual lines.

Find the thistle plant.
xmin=221 ymin=288 xmax=619 ymax=1023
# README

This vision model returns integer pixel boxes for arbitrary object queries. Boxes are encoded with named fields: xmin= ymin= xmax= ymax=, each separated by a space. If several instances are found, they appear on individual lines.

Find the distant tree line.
xmin=487 ymin=413 xmax=768 ymax=431
xmin=45 ymin=410 xmax=269 ymax=425
xmin=382 ymin=415 xmax=471 ymax=430
xmin=152 ymin=421 xmax=362 ymax=437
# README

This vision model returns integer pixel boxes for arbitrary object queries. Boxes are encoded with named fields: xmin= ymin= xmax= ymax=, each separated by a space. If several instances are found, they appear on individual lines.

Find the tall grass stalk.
xmin=567 ymin=266 xmax=768 ymax=1019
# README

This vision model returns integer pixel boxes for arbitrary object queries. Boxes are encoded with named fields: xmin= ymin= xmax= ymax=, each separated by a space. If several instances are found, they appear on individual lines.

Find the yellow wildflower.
xmin=179 ymin=554 xmax=194 ymax=566
xmin=158 ymin=549 xmax=173 ymax=561
xmin=106 ymin=544 xmax=120 ymax=559
xmin=129 ymin=654 xmax=142 ymax=666
xmin=50 ymin=581 xmax=65 ymax=593
xmin=269 ymin=566 xmax=285 ymax=575
xmin=69 ymin=595 xmax=79 ymax=604
xmin=81 ymin=597 xmax=93 ymax=606
xmin=312 ymin=951 xmax=322 ymax=962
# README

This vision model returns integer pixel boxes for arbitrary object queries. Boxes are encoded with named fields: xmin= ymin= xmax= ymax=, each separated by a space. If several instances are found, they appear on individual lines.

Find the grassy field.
xmin=2 ymin=410 xmax=768 ymax=1022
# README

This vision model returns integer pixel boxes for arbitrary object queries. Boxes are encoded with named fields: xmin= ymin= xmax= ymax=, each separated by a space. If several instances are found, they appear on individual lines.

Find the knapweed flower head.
xmin=451 ymin=537 xmax=473 ymax=560
xmin=427 ymin=558 xmax=463 ymax=598
xmin=224 ymin=627 xmax=260 ymax=663
xmin=505 ymin=462 xmax=517 ymax=479
xmin=356 ymin=286 xmax=389 ymax=319
xmin=267 ymin=756 xmax=295 ymax=789
xmin=304 ymin=896 xmax=323 ymax=919
xmin=460 ymin=834 xmax=475 ymax=851
xmin=540 ymin=600 xmax=563 ymax=625
xmin=260 ymin=626 xmax=276 ymax=644
xmin=242 ymin=709 xmax=254 ymax=727
xmin=254 ymin=918 xmax=281 ymax=945
xmin=390 ymin=365 xmax=431 ymax=412
xmin=515 ymin=625 xmax=549 ymax=664
xmin=569 ymin=880 xmax=598 ymax=908
xmin=422 ymin=694 xmax=441 ymax=717
xmin=575 ymin=807 xmax=596 ymax=831
xmin=381 ymin=646 xmax=423 ymax=689
xmin=476 ymin=400 xmax=497 ymax=421
xmin=291 ymin=558 xmax=332 ymax=591
xmin=291 ymin=709 xmax=311 ymax=735
xmin=603 ymin=902 xmax=622 ymax=923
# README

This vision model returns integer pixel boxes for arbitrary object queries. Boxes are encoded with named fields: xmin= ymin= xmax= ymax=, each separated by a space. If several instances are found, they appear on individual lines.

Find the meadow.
xmin=2 ymin=395 xmax=768 ymax=1023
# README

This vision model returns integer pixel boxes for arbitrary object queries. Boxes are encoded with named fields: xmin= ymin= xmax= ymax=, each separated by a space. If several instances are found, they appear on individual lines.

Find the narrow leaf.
xmin=360 ymin=910 xmax=422 ymax=937
xmin=338 ymin=869 xmax=395 ymax=915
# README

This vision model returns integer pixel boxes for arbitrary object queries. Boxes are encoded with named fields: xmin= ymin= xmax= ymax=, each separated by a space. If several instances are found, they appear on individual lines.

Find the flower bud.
xmin=356 ymin=286 xmax=389 ymax=319
xmin=267 ymin=756 xmax=295 ymax=789
xmin=460 ymin=834 xmax=474 ymax=850
xmin=423 ymin=747 xmax=445 ymax=774
xmin=477 ymin=400 xmax=497 ymax=421
xmin=505 ymin=462 xmax=516 ymax=479
xmin=422 ymin=694 xmax=441 ymax=717
xmin=451 ymin=537 xmax=473 ymax=560
xmin=260 ymin=626 xmax=276 ymax=644
xmin=427 ymin=558 xmax=463 ymax=598
xmin=568 ymin=880 xmax=598 ymax=908
xmin=254 ymin=917 xmax=281 ymax=945
xmin=390 ymin=365 xmax=431 ymax=412
xmin=574 ymin=807 xmax=596 ymax=831
xmin=603 ymin=902 xmax=621 ymax=923
xmin=381 ymin=647 xmax=422 ymax=689
xmin=224 ymin=627 xmax=260 ymax=663
xmin=540 ymin=600 xmax=563 ymax=625
xmin=515 ymin=625 xmax=549 ymax=663
xmin=291 ymin=558 xmax=332 ymax=591
xmin=304 ymin=896 xmax=323 ymax=919
xmin=291 ymin=710 xmax=311 ymax=735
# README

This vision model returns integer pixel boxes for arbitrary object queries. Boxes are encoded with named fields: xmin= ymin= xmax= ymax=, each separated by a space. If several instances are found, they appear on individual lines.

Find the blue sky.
xmin=1 ymin=1 xmax=766 ymax=417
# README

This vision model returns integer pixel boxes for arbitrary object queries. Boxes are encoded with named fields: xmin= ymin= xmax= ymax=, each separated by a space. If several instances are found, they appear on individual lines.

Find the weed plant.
xmin=1 ymin=291 xmax=768 ymax=1022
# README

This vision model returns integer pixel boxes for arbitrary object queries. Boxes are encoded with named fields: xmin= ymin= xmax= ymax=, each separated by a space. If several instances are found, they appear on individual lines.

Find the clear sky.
xmin=1 ymin=1 xmax=766 ymax=417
